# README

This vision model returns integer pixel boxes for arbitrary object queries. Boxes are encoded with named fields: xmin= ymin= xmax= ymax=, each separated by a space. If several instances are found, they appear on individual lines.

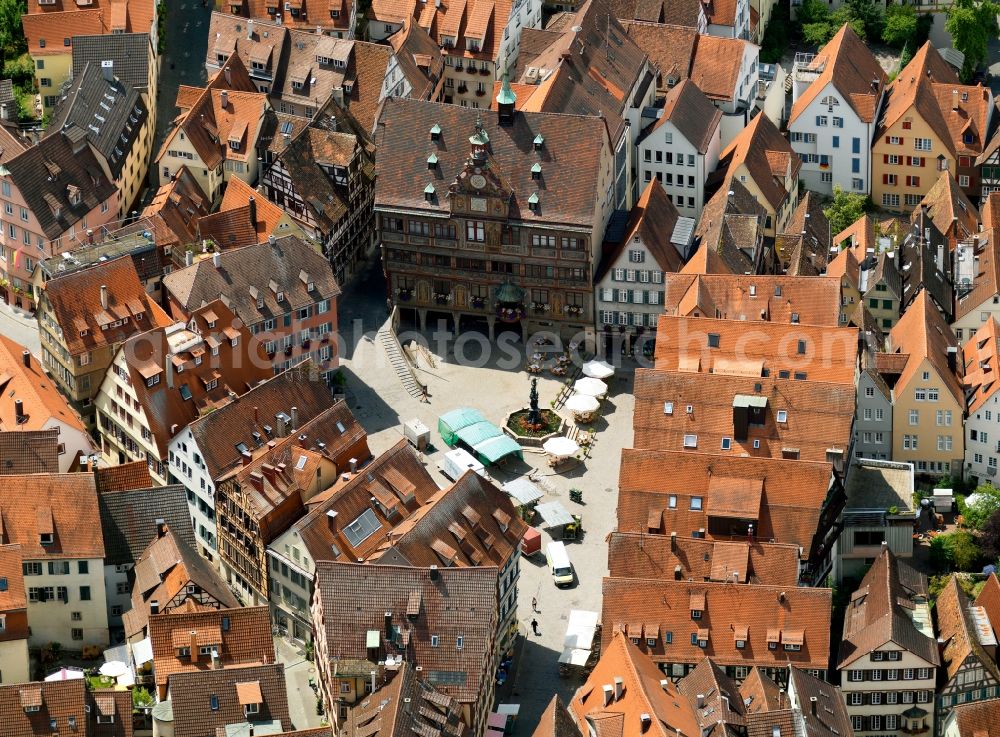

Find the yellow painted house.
xmin=884 ymin=290 xmax=964 ymax=475
xmin=716 ymin=111 xmax=801 ymax=238
xmin=872 ymin=42 xmax=995 ymax=213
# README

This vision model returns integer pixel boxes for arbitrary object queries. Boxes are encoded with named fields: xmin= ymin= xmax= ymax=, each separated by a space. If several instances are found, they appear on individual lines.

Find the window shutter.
xmin=919 ymin=157 xmax=925 ymax=167
xmin=899 ymin=138 xmax=904 ymax=145
xmin=816 ymin=116 xmax=821 ymax=126
xmin=885 ymin=136 xmax=890 ymax=144
xmin=883 ymin=154 xmax=888 ymax=164
xmin=906 ymin=156 xmax=911 ymax=165
xmin=882 ymin=174 xmax=888 ymax=185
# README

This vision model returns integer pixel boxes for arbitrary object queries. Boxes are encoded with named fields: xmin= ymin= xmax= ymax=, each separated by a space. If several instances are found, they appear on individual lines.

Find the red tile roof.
xmin=0 ymin=473 xmax=104 ymax=560
xmin=887 ymin=289 xmax=963 ymax=404
xmin=0 ymin=545 xmax=27 ymax=614
xmin=719 ymin=112 xmax=801 ymax=213
xmin=0 ymin=334 xmax=87 ymax=434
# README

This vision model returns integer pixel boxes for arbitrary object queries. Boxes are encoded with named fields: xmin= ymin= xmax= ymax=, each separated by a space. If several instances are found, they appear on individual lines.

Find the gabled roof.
xmin=0 ymin=681 xmax=131 ymax=737
xmin=617 ymin=449 xmax=835 ymax=558
xmin=975 ymin=573 xmax=1000 ymax=639
xmin=168 ymin=662 xmax=290 ymax=737
xmin=97 ymin=483 xmax=193 ymax=565
xmin=643 ymin=79 xmax=720 ymax=154
xmin=739 ymin=667 xmax=782 ymax=715
xmin=966 ymin=318 xmax=1000 ymax=413
xmin=781 ymin=192 xmax=830 ymax=276
xmin=295 ymin=439 xmax=437 ymax=562
xmin=887 ymin=289 xmax=963 ymax=403
xmin=740 ymin=668 xmax=853 ymax=737
xmin=22 ymin=10 xmax=111 ymax=55
xmin=93 ymin=461 xmax=152 ymax=493
xmin=838 ymin=547 xmax=938 ymax=669
xmin=984 ymin=192 xmax=1000 ymax=230
xmin=388 ymin=21 xmax=445 ymax=102
xmin=314 ymin=562 xmax=498 ymax=706
xmin=0 ymin=545 xmax=27 ymax=613
xmin=824 ymin=246 xmax=860 ymax=289
xmin=678 ymin=658 xmax=746 ymax=733
xmin=663 ymin=273 xmax=842 ymax=325
xmin=0 ymin=335 xmax=87 ymax=435
xmin=47 ymin=62 xmax=148 ymax=181
xmin=375 ymin=97 xmax=609 ymax=227
xmin=43 ymin=255 xmax=172 ymax=357
xmin=116 ymin=300 xmax=271 ymax=457
xmin=149 ymin=605 xmax=274 ymax=688
xmin=608 ymin=532 xmax=799 ymax=587
xmin=0 ymin=473 xmax=104 ymax=559
xmin=140 ymin=166 xmax=212 ymax=249
xmin=532 ymin=695 xmax=581 ymax=737
xmin=370 ymin=469 xmax=527 ymax=569
xmin=719 ymin=113 xmax=800 ymax=212
xmin=370 ymin=0 xmax=511 ymax=62
xmin=572 ymin=632 xmax=702 ymax=737
xmin=71 ymin=32 xmax=152 ymax=91
xmin=342 ymin=662 xmax=468 ymax=737
xmin=956 ymin=228 xmax=1000 ymax=321
xmin=918 ymin=170 xmax=979 ymax=243
xmin=122 ymin=528 xmax=238 ymax=639
xmin=597 ymin=179 xmax=682 ymax=281
xmin=948 ymin=698 xmax=1000 ymax=737
xmin=936 ymin=575 xmax=1000 ymax=684
xmin=687 ymin=179 xmax=765 ymax=275
xmin=164 ymin=236 xmax=339 ymax=327
xmin=690 ymin=35 xmax=749 ymax=103
xmin=205 ymin=176 xmax=294 ymax=244
xmin=4 ymin=130 xmax=116 ymax=240
xmin=0 ymin=429 xmax=60 ymax=475
xmin=156 ymin=55 xmax=264 ymax=171
xmin=601 ymin=578 xmax=832 ymax=671
xmin=185 ymin=363 xmax=342 ymax=479
xmin=788 ymin=24 xmax=886 ymax=126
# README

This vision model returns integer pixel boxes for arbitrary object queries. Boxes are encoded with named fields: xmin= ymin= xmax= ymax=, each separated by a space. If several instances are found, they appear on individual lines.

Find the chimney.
xmin=947 ymin=346 xmax=958 ymax=373
xmin=185 ymin=251 xmax=194 ymax=267
xmin=670 ymin=531 xmax=677 ymax=551
xmin=224 ymin=65 xmax=232 ymax=86
xmin=384 ymin=611 xmax=392 ymax=638
xmin=241 ymin=450 xmax=253 ymax=466
xmin=696 ymin=694 xmax=705 ymax=708
xmin=14 ymin=400 xmax=24 ymax=423
xmin=247 ymin=19 xmax=254 ymax=38
xmin=220 ymin=90 xmax=229 ymax=109
xmin=248 ymin=196 xmax=257 ymax=227
xmin=261 ymin=463 xmax=276 ymax=484
xmin=101 ymin=59 xmax=114 ymax=82
xmin=779 ymin=591 xmax=786 ymax=603
xmin=602 ymin=685 xmax=614 ymax=707
xmin=429 ymin=564 xmax=439 ymax=580
xmin=253 ymin=406 xmax=259 ymax=424
xmin=268 ymin=235 xmax=276 ymax=246
xmin=291 ymin=406 xmax=299 ymax=431
xmin=952 ymin=89 xmax=959 ymax=111
xmin=190 ymin=631 xmax=199 ymax=663
xmin=349 ymin=458 xmax=358 ymax=473
xmin=326 ymin=509 xmax=338 ymax=530
xmin=674 ymin=564 xmax=682 ymax=581
xmin=21 ymin=350 xmax=30 ymax=369
xmin=212 ymin=251 xmax=221 ymax=268
xmin=809 ymin=696 xmax=817 ymax=717
xmin=613 ymin=676 xmax=624 ymax=701
xmin=639 ymin=714 xmax=651 ymax=732
xmin=211 ymin=649 xmax=221 ymax=669
xmin=0 ymin=104 xmax=6 ymax=121
xmin=100 ymin=284 xmax=109 ymax=310
xmin=155 ymin=518 xmax=167 ymax=538
xmin=150 ymin=600 xmax=159 ymax=615
xmin=659 ymin=679 xmax=669 ymax=692
xmin=276 ymin=412 xmax=289 ymax=437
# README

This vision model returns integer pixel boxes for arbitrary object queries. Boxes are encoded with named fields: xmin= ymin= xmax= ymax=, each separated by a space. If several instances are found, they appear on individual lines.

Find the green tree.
xmin=882 ymin=4 xmax=917 ymax=47
xmin=930 ymin=531 xmax=981 ymax=571
xmin=0 ymin=0 xmax=27 ymax=57
xmin=959 ymin=482 xmax=1000 ymax=530
xmin=823 ymin=186 xmax=870 ymax=236
xmin=945 ymin=0 xmax=1000 ymax=82
xmin=846 ymin=0 xmax=884 ymax=40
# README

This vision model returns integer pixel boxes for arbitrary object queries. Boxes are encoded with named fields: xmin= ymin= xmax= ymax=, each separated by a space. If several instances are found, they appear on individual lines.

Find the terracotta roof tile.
xmin=115 ymin=300 xmax=271 ymax=457
xmin=169 ymin=663 xmax=290 ymax=737
xmin=643 ymin=79 xmax=720 ymax=154
xmin=788 ymin=24 xmax=886 ymax=126
xmin=0 ymin=472 xmax=103 ymax=559
xmin=93 ymin=461 xmax=153 ymax=493
xmin=607 ymin=532 xmax=799 ymax=586
xmin=97 ymin=482 xmax=193 ymax=564
xmin=936 ymin=575 xmax=1000 ymax=683
xmin=602 ymin=578 xmax=831 ymax=672
xmin=0 ymin=545 xmax=27 ymax=613
xmin=677 ymin=658 xmax=746 ymax=732
xmin=0 ymin=429 xmax=60 ymax=475
xmin=140 ymin=166 xmax=212 ymax=249
xmin=838 ymin=547 xmax=938 ymax=669
xmin=950 ymin=697 xmax=1000 ymax=737
xmin=0 ymin=681 xmax=95 ymax=737
xmin=632 ymin=369 xmax=855 ymax=462
xmin=963 ymin=317 xmax=1000 ymax=413
xmin=622 ymin=22 xmax=697 ymax=89
xmin=149 ymin=605 xmax=274 ymax=689
xmin=690 ymin=35 xmax=747 ymax=102
xmin=918 ymin=170 xmax=979 ymax=246
xmin=617 ymin=449 xmax=835 ymax=560
xmin=955 ymin=228 xmax=1000 ymax=322
xmin=572 ymin=633 xmax=702 ymax=737
xmin=887 ymin=289 xmax=963 ymax=404
xmin=780 ymin=192 xmax=830 ymax=276
xmin=739 ymin=667 xmax=781 ymax=714
xmin=686 ymin=180 xmax=764 ymax=275
xmin=663 ymin=273 xmax=841 ymax=325
xmin=22 ymin=9 xmax=110 ymax=55
xmin=314 ymin=562 xmax=498 ymax=707
xmin=43 ymin=255 xmax=173 ymax=357
xmin=597 ymin=179 xmax=682 ymax=281
xmin=975 ymin=573 xmax=1000 ymax=638
xmin=531 ymin=695 xmax=581 ymax=737
xmin=653 ymin=314 xmax=858 ymax=385
xmin=719 ymin=113 xmax=800 ymax=213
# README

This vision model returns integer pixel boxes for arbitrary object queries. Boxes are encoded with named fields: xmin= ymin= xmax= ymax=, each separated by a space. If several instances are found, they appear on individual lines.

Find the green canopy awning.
xmin=473 ymin=435 xmax=523 ymax=464
xmin=438 ymin=407 xmax=488 ymax=446
xmin=496 ymin=282 xmax=524 ymax=303
xmin=456 ymin=421 xmax=502 ymax=447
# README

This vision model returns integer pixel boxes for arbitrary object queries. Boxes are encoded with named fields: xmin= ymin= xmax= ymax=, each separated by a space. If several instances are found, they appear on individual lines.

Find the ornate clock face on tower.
xmin=470 ymin=174 xmax=487 ymax=190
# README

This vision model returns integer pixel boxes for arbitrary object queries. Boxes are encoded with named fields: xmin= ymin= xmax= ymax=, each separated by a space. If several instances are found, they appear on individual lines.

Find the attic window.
xmin=533 ymin=134 xmax=544 ymax=150
xmin=40 ymin=533 xmax=53 ymax=545
xmin=427 ymin=153 xmax=438 ymax=169
xmin=430 ymin=124 xmax=441 ymax=141
xmin=80 ymin=329 xmax=88 ymax=337
xmin=663 ymin=402 xmax=673 ymax=415
xmin=791 ymin=313 xmax=799 ymax=324
xmin=774 ymin=285 xmax=782 ymax=297
xmin=528 ymin=193 xmax=539 ymax=212
xmin=777 ymin=410 xmax=788 ymax=423
xmin=683 ymin=434 xmax=698 ymax=448
xmin=531 ymin=163 xmax=541 ymax=180
xmin=424 ymin=184 xmax=436 ymax=202
xmin=707 ymin=333 xmax=720 ymax=348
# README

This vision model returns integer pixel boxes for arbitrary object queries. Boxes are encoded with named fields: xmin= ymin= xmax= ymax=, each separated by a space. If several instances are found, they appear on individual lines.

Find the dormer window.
xmin=528 ymin=193 xmax=539 ymax=212
xmin=257 ymin=297 xmax=264 ymax=309
xmin=533 ymin=134 xmax=544 ymax=150
xmin=276 ymin=291 xmax=284 ymax=302
xmin=531 ymin=163 xmax=541 ymax=180
xmin=40 ymin=533 xmax=53 ymax=545
xmin=425 ymin=184 xmax=435 ymax=202
xmin=430 ymin=124 xmax=441 ymax=141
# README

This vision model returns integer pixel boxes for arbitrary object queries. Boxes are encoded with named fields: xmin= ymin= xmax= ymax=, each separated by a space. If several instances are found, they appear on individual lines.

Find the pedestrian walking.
xmin=531 ymin=597 xmax=538 ymax=613
xmin=531 ymin=618 xmax=539 ymax=636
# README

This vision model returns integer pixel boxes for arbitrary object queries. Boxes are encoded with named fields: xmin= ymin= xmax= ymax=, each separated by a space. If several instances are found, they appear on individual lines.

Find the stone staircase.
xmin=378 ymin=326 xmax=424 ymax=399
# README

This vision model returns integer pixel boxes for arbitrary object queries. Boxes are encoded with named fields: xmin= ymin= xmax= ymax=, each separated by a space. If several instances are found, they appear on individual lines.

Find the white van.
xmin=438 ymin=448 xmax=488 ymax=481
xmin=546 ymin=541 xmax=574 ymax=587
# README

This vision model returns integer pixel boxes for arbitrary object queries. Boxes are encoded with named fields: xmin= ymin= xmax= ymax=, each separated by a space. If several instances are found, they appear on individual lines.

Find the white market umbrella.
xmin=574 ymin=377 xmax=608 ymax=397
xmin=99 ymin=661 xmax=128 ymax=678
xmin=582 ymin=359 xmax=615 ymax=379
xmin=543 ymin=437 xmax=580 ymax=459
xmin=565 ymin=394 xmax=600 ymax=414
xmin=45 ymin=668 xmax=84 ymax=682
